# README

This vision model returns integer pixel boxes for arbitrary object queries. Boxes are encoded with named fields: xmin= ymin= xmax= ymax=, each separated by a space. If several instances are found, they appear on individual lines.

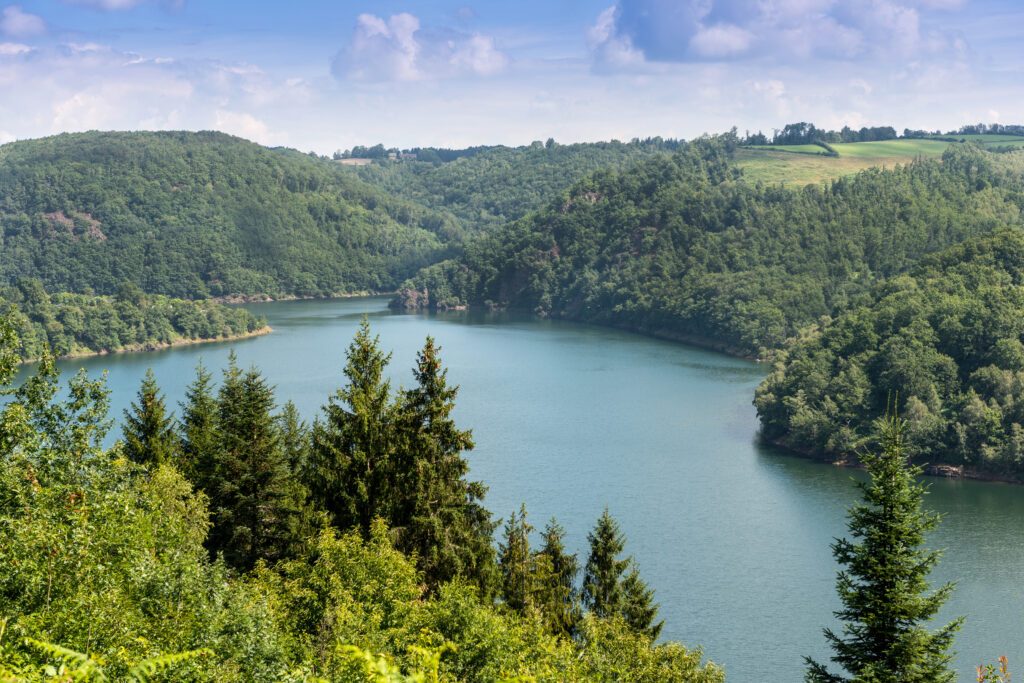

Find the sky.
xmin=0 ymin=0 xmax=1021 ymax=153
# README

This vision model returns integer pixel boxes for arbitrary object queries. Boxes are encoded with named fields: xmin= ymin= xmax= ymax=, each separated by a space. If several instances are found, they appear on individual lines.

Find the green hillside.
xmin=1 ymin=278 xmax=265 ymax=361
xmin=394 ymin=137 xmax=1024 ymax=357
xmin=737 ymin=138 xmax=953 ymax=184
xmin=0 ymin=131 xmax=452 ymax=299
xmin=756 ymin=228 xmax=1024 ymax=478
xmin=343 ymin=139 xmax=679 ymax=234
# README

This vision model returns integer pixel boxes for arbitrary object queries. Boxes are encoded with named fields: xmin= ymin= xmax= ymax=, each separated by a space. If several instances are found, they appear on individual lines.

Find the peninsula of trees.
xmin=1 ymin=278 xmax=265 ymax=361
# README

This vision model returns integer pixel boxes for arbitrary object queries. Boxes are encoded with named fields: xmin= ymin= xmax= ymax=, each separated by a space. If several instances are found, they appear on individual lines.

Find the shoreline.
xmin=398 ymin=297 xmax=1024 ymax=486
xmin=214 ymin=290 xmax=392 ymax=304
xmin=762 ymin=434 xmax=1024 ymax=486
xmin=21 ymin=325 xmax=273 ymax=364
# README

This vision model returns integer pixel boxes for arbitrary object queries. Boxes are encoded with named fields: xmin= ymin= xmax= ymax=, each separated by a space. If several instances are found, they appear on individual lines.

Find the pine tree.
xmin=498 ymin=504 xmax=535 ymax=613
xmin=178 ymin=362 xmax=219 ymax=487
xmin=536 ymin=518 xmax=582 ymax=637
xmin=277 ymin=400 xmax=310 ymax=475
xmin=806 ymin=416 xmax=961 ymax=683
xmin=621 ymin=566 xmax=663 ymax=639
xmin=396 ymin=336 xmax=496 ymax=592
xmin=583 ymin=508 xmax=630 ymax=619
xmin=122 ymin=369 xmax=176 ymax=467
xmin=309 ymin=318 xmax=396 ymax=534
xmin=205 ymin=356 xmax=305 ymax=569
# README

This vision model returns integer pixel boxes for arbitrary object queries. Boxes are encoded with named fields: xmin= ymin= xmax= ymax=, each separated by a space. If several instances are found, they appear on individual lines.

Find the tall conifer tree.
xmin=806 ymin=416 xmax=961 ymax=683
xmin=621 ymin=566 xmax=663 ymax=639
xmin=178 ymin=362 xmax=219 ymax=487
xmin=309 ymin=318 xmax=395 ymax=533
xmin=583 ymin=508 xmax=630 ymax=619
xmin=397 ymin=336 xmax=496 ymax=592
xmin=205 ymin=355 xmax=305 ymax=569
xmin=122 ymin=369 xmax=176 ymax=467
xmin=498 ymin=504 xmax=535 ymax=613
xmin=536 ymin=518 xmax=582 ymax=637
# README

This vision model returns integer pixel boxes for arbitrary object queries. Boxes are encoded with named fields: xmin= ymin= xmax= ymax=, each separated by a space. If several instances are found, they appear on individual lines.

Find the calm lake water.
xmin=29 ymin=296 xmax=1024 ymax=682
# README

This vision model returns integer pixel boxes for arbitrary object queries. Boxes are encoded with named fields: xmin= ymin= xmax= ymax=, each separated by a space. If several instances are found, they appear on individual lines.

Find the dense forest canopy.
xmin=0 ymin=278 xmax=264 ymax=361
xmin=756 ymin=228 xmax=1024 ymax=477
xmin=0 ymin=131 xmax=454 ymax=298
xmin=343 ymin=138 xmax=683 ymax=235
xmin=395 ymin=136 xmax=1024 ymax=358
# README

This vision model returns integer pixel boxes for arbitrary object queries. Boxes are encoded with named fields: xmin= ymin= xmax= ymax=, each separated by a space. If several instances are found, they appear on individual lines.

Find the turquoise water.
xmin=28 ymin=297 xmax=1024 ymax=681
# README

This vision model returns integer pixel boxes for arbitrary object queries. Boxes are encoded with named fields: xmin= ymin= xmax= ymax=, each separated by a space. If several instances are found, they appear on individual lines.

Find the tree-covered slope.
xmin=0 ymin=131 xmax=452 ymax=298
xmin=756 ymin=228 xmax=1024 ymax=477
xmin=346 ymin=138 xmax=680 ymax=235
xmin=2 ymin=278 xmax=265 ymax=361
xmin=394 ymin=137 xmax=1024 ymax=357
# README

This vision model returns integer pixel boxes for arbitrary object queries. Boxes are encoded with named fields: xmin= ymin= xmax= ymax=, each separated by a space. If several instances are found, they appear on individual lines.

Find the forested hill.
xmin=1 ymin=278 xmax=265 ymax=361
xmin=393 ymin=136 xmax=1024 ymax=357
xmin=0 ymin=131 xmax=454 ymax=299
xmin=756 ymin=228 xmax=1024 ymax=477
xmin=345 ymin=139 xmax=680 ymax=235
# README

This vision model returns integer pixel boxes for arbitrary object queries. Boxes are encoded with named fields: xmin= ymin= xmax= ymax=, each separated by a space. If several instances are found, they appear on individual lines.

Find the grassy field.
xmin=830 ymin=139 xmax=950 ymax=157
xmin=763 ymin=144 xmax=832 ymax=156
xmin=934 ymin=134 xmax=1024 ymax=144
xmin=737 ymin=138 xmax=954 ymax=185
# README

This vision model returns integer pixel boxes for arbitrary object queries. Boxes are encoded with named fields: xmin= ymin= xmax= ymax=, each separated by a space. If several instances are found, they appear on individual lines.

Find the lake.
xmin=30 ymin=296 xmax=1024 ymax=682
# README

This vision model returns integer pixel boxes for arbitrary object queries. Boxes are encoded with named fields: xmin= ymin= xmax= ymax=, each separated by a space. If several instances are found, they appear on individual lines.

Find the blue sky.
xmin=0 ymin=0 xmax=1021 ymax=152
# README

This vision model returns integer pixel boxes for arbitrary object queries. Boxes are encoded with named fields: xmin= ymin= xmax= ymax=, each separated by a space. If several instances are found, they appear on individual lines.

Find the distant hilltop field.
xmin=737 ymin=133 xmax=1024 ymax=185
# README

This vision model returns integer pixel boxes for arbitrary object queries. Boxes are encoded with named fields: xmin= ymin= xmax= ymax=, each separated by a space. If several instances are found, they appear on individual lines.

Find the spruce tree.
xmin=806 ymin=416 xmax=961 ymax=683
xmin=397 ymin=336 xmax=496 ymax=592
xmin=122 ymin=369 xmax=176 ymax=467
xmin=309 ymin=318 xmax=396 ymax=534
xmin=178 ymin=362 xmax=219 ymax=487
xmin=583 ymin=508 xmax=630 ymax=619
xmin=205 ymin=356 xmax=305 ymax=569
xmin=277 ymin=400 xmax=310 ymax=474
xmin=536 ymin=518 xmax=582 ymax=637
xmin=621 ymin=566 xmax=663 ymax=639
xmin=498 ymin=504 xmax=535 ymax=613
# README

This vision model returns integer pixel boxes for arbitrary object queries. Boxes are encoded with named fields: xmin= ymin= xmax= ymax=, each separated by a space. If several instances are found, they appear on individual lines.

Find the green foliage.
xmin=202 ymin=354 xmax=311 ymax=570
xmin=582 ymin=509 xmax=662 ymax=639
xmin=0 ymin=318 xmax=725 ymax=682
xmin=122 ymin=369 xmax=177 ymax=467
xmin=178 ymin=363 xmax=219 ymax=485
xmin=396 ymin=139 xmax=1024 ymax=358
xmin=977 ymin=656 xmax=1011 ymax=682
xmin=395 ymin=336 xmax=496 ymax=592
xmin=0 ymin=635 xmax=210 ymax=683
xmin=806 ymin=416 xmax=961 ymax=683
xmin=756 ymin=228 xmax=1024 ymax=476
xmin=498 ymin=505 xmax=537 ymax=614
xmin=0 ymin=278 xmax=264 ymax=361
xmin=534 ymin=519 xmax=582 ymax=638
xmin=0 ymin=131 xmax=446 ymax=298
xmin=583 ymin=509 xmax=630 ymax=619
xmin=349 ymin=139 xmax=680 ymax=237
xmin=309 ymin=319 xmax=398 ymax=534
xmin=308 ymin=322 xmax=496 ymax=594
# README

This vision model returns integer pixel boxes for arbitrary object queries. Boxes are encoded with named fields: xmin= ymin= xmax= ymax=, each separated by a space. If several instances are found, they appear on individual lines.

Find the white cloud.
xmin=0 ymin=40 xmax=31 ymax=55
xmin=589 ymin=6 xmax=646 ymax=70
xmin=689 ymin=23 xmax=754 ymax=58
xmin=1 ymin=5 xmax=44 ymax=37
xmin=214 ymin=109 xmax=273 ymax=144
xmin=335 ymin=12 xmax=509 ymax=82
xmin=589 ymin=0 xmax=967 ymax=68
xmin=62 ymin=0 xmax=147 ymax=10
xmin=451 ymin=34 xmax=508 ymax=76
